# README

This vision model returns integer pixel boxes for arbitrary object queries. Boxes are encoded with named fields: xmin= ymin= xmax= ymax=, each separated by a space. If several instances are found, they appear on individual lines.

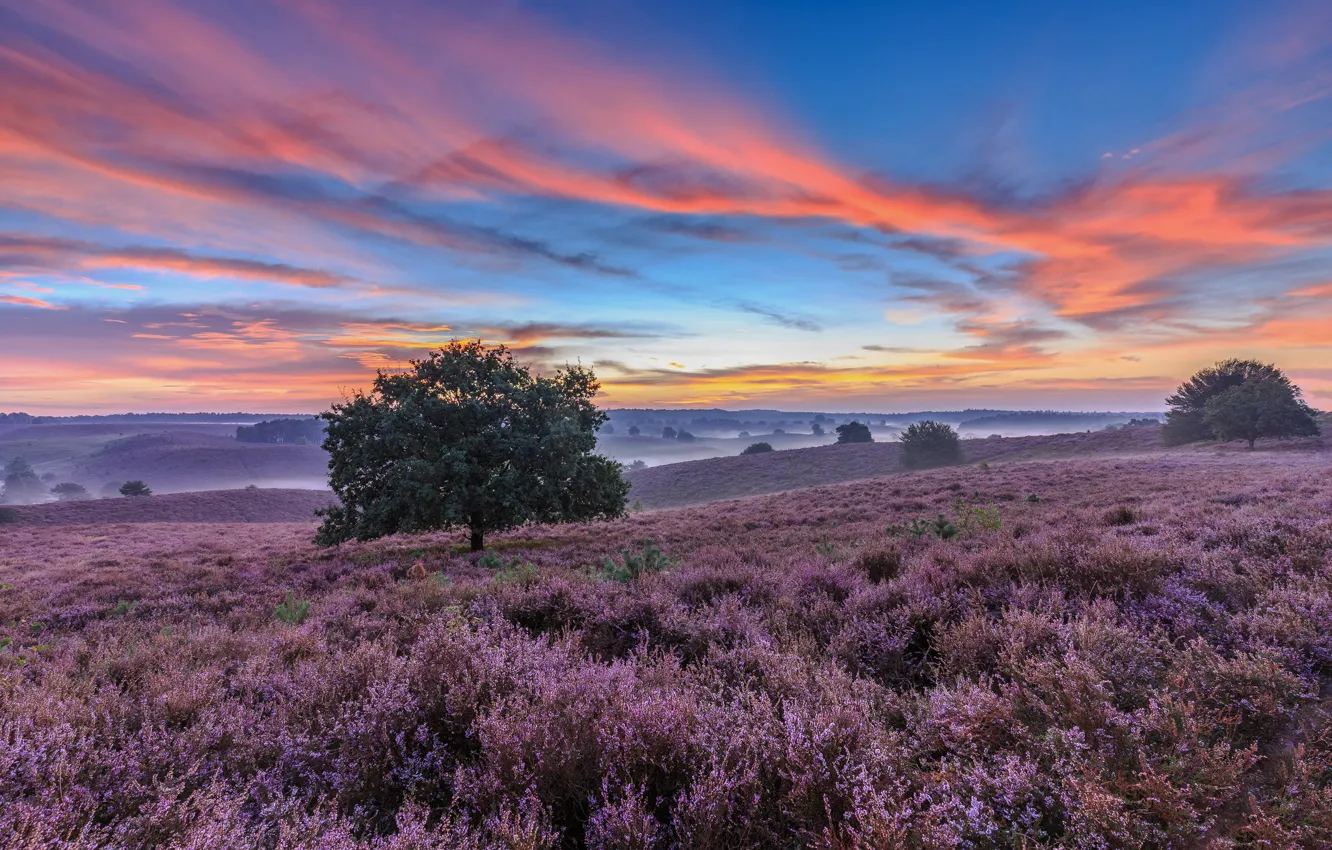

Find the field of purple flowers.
xmin=3 ymin=450 xmax=1332 ymax=847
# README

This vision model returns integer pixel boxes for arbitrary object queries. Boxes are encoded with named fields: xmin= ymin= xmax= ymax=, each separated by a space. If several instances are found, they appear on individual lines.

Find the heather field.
xmin=4 ymin=450 xmax=1332 ymax=847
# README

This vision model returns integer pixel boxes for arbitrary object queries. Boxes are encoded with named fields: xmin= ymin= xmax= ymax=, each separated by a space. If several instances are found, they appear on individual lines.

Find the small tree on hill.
xmin=120 ymin=480 xmax=152 ymax=497
xmin=1163 ymin=359 xmax=1297 ymax=445
xmin=1202 ymin=379 xmax=1320 ymax=449
xmin=317 ymin=341 xmax=628 ymax=551
xmin=51 ymin=482 xmax=90 ymax=501
xmin=628 ymin=425 xmax=641 ymax=436
xmin=811 ymin=423 xmax=824 ymax=436
xmin=835 ymin=421 xmax=873 ymax=444
xmin=741 ymin=442 xmax=773 ymax=455
xmin=899 ymin=421 xmax=962 ymax=469
xmin=676 ymin=430 xmax=696 ymax=442
xmin=2 ymin=457 xmax=44 ymax=504
xmin=661 ymin=426 xmax=677 ymax=439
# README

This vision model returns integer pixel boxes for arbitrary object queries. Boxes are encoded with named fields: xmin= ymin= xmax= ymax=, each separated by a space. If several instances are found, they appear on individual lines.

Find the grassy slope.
xmin=2 ymin=487 xmax=335 ymax=525
xmin=2 ymin=446 xmax=1331 ymax=845
xmin=625 ymin=426 xmax=1327 ymax=509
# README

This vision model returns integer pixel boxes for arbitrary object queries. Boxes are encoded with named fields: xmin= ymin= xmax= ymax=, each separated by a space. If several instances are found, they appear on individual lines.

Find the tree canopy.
xmin=50 ymin=482 xmax=90 ymax=501
xmin=236 ymin=418 xmax=324 ymax=444
xmin=899 ymin=420 xmax=963 ymax=469
xmin=1202 ymin=378 xmax=1320 ymax=449
xmin=317 ymin=341 xmax=628 ymax=550
xmin=835 ymin=421 xmax=873 ymax=444
xmin=119 ymin=480 xmax=152 ymax=497
xmin=741 ymin=442 xmax=773 ymax=455
xmin=1163 ymin=359 xmax=1303 ymax=446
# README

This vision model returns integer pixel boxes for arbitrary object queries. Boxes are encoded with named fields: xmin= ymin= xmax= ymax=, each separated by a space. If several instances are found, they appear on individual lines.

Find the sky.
xmin=0 ymin=0 xmax=1329 ymax=414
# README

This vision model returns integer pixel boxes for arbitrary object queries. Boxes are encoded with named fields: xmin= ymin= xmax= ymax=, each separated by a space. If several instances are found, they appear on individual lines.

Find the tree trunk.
xmin=470 ymin=527 xmax=484 ymax=551
xmin=1247 ymin=438 xmax=1256 ymax=450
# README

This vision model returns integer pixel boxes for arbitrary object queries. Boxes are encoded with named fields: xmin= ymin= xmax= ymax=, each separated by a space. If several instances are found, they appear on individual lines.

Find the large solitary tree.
xmin=1202 ymin=378 xmax=1320 ymax=449
xmin=835 ymin=421 xmax=873 ymax=444
xmin=317 ymin=341 xmax=629 ymax=550
xmin=1163 ymin=358 xmax=1319 ymax=447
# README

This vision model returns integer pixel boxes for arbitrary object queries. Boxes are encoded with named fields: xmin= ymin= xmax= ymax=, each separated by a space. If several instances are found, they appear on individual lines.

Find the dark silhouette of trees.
xmin=2 ymin=457 xmax=44 ymax=504
xmin=676 ymin=430 xmax=696 ymax=442
xmin=316 ymin=341 xmax=628 ymax=551
xmin=50 ymin=482 xmax=90 ymax=501
xmin=741 ymin=442 xmax=773 ymax=455
xmin=835 ymin=421 xmax=873 ymax=444
xmin=120 ymin=480 xmax=152 ymax=497
xmin=1202 ymin=378 xmax=1320 ymax=449
xmin=811 ymin=423 xmax=824 ymax=436
xmin=628 ymin=425 xmax=641 ymax=436
xmin=1163 ymin=359 xmax=1310 ymax=446
xmin=899 ymin=421 xmax=962 ymax=469
xmin=661 ymin=427 xmax=678 ymax=439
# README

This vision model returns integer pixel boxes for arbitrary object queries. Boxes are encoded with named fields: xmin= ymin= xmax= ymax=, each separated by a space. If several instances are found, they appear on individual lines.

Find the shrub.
xmin=899 ymin=420 xmax=962 ymax=469
xmin=1103 ymin=505 xmax=1140 ymax=526
xmin=592 ymin=539 xmax=675 ymax=583
xmin=676 ymin=430 xmax=696 ymax=442
xmin=855 ymin=549 xmax=902 ymax=583
xmin=273 ymin=591 xmax=310 ymax=624
xmin=627 ymin=425 xmax=641 ymax=436
xmin=627 ymin=459 xmax=647 ymax=470
xmin=741 ymin=442 xmax=773 ymax=455
xmin=835 ymin=421 xmax=873 ymax=443
xmin=119 ymin=480 xmax=152 ymax=497
xmin=662 ymin=427 xmax=677 ymax=439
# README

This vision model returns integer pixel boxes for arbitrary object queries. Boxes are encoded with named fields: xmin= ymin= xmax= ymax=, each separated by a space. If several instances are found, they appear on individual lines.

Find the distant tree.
xmin=40 ymin=471 xmax=56 ymax=483
xmin=1127 ymin=418 xmax=1161 ymax=427
xmin=676 ymin=430 xmax=696 ymax=442
xmin=771 ymin=428 xmax=784 ymax=435
xmin=119 ymin=480 xmax=152 ymax=497
xmin=50 ymin=482 xmax=90 ymax=501
xmin=899 ymin=421 xmax=962 ymax=469
xmin=600 ymin=423 xmax=615 ymax=435
xmin=741 ymin=442 xmax=773 ymax=455
xmin=1163 ymin=359 xmax=1299 ymax=445
xmin=627 ymin=459 xmax=647 ymax=470
xmin=1201 ymin=379 xmax=1320 ymax=449
xmin=1 ymin=457 xmax=44 ymax=504
xmin=628 ymin=425 xmax=641 ymax=436
xmin=835 ymin=421 xmax=873 ymax=444
xmin=813 ymin=414 xmax=826 ymax=423
xmin=811 ymin=423 xmax=825 ymax=436
xmin=662 ymin=427 xmax=678 ymax=439
xmin=316 ymin=341 xmax=628 ymax=551
xmin=737 ymin=430 xmax=750 ymax=438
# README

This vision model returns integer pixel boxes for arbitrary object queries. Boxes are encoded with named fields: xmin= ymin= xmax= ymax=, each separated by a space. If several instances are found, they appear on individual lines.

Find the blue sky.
xmin=0 ymin=0 xmax=1328 ymax=413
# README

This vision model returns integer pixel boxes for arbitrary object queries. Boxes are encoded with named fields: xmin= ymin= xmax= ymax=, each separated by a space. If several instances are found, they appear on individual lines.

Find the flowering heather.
xmin=2 ymin=450 xmax=1332 ymax=847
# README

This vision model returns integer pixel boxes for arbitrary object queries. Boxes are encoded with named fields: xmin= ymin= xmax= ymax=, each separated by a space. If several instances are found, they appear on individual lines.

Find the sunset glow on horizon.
xmin=1 ymin=0 xmax=1329 ymax=414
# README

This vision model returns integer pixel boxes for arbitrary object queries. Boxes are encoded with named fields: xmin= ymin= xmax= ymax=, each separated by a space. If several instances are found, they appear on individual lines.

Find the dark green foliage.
xmin=626 ymin=459 xmax=647 ymax=470
xmin=899 ymin=420 xmax=962 ymax=469
xmin=235 ymin=418 xmax=324 ymax=444
xmin=273 ymin=592 xmax=310 ymax=625
xmin=50 ymin=482 xmax=90 ymax=501
xmin=676 ymin=430 xmax=696 ymax=442
xmin=1162 ymin=359 xmax=1310 ymax=445
xmin=119 ymin=480 xmax=152 ymax=497
xmin=835 ymin=420 xmax=873 ymax=443
xmin=1202 ymin=378 xmax=1320 ymax=448
xmin=740 ymin=441 xmax=773 ymax=455
xmin=592 ymin=539 xmax=675 ymax=583
xmin=2 ymin=457 xmax=44 ymax=505
xmin=661 ymin=426 xmax=677 ymax=439
xmin=316 ymin=341 xmax=628 ymax=550
xmin=627 ymin=425 xmax=640 ymax=436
